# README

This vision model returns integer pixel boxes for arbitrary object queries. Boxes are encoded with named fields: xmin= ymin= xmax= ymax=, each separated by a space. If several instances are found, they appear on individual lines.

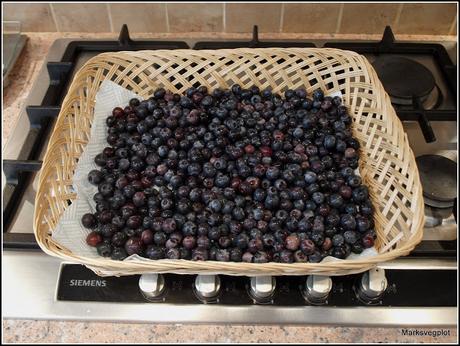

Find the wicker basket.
xmin=34 ymin=48 xmax=424 ymax=277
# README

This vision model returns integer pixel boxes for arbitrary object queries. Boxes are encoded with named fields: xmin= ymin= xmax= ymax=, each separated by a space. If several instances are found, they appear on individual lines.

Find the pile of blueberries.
xmin=82 ymin=84 xmax=376 ymax=263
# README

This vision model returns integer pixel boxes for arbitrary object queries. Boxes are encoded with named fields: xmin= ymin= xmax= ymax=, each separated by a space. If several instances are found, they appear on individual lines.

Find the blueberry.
xmin=161 ymin=198 xmax=174 ymax=210
xmin=331 ymin=246 xmax=347 ymax=259
xmin=127 ymin=215 xmax=142 ymax=229
xmin=323 ymin=135 xmax=336 ymax=149
xmin=242 ymin=251 xmax=254 ymax=263
xmin=293 ymin=127 xmax=304 ymax=139
xmin=347 ymin=175 xmax=362 ymax=188
xmin=308 ymin=251 xmax=323 ymax=263
xmin=132 ymin=191 xmax=146 ymax=207
xmin=208 ymin=199 xmax=222 ymax=213
xmin=312 ymin=192 xmax=325 ymax=205
xmin=279 ymin=249 xmax=294 ymax=263
xmin=230 ymin=248 xmax=243 ymax=262
xmin=111 ymin=247 xmax=128 ymax=260
xmin=304 ymin=171 xmax=317 ymax=184
xmin=285 ymin=234 xmax=300 ymax=251
xmin=139 ymin=229 xmax=154 ymax=245
xmin=253 ymin=251 xmax=269 ymax=263
xmin=234 ymin=233 xmax=249 ymax=249
xmin=98 ymin=182 xmax=114 ymax=197
xmin=96 ymin=242 xmax=112 ymax=257
xmin=88 ymin=170 xmax=103 ymax=185
xmin=86 ymin=231 xmax=103 ymax=247
xmin=312 ymin=89 xmax=324 ymax=101
xmin=192 ymin=247 xmax=209 ymax=261
xmin=166 ymin=248 xmax=180 ymax=259
xmin=341 ymin=214 xmax=357 ymax=230
xmin=289 ymin=250 xmax=305 ymax=264
xmin=81 ymin=213 xmax=97 ymax=228
xmin=215 ymin=249 xmax=230 ymax=262
xmin=146 ymin=245 xmax=165 ymax=259
xmin=360 ymin=201 xmax=373 ymax=215
xmin=152 ymin=232 xmax=166 ymax=246
xmin=343 ymin=230 xmax=358 ymax=244
xmin=348 ymin=242 xmax=363 ymax=254
xmin=248 ymin=238 xmax=263 ymax=254
xmin=264 ymin=194 xmax=280 ymax=210
xmin=100 ymin=224 xmax=117 ymax=238
xmin=218 ymin=232 xmax=232 ymax=249
xmin=339 ymin=185 xmax=352 ymax=199
xmin=355 ymin=215 xmax=371 ymax=233
xmin=329 ymin=194 xmax=344 ymax=208
xmin=332 ymin=234 xmax=345 ymax=247
xmin=215 ymin=173 xmax=230 ymax=188
xmin=311 ymin=229 xmax=325 ymax=245
xmin=352 ymin=186 xmax=369 ymax=202
xmin=232 ymin=207 xmax=245 ymax=221
xmin=361 ymin=234 xmax=375 ymax=248
xmin=108 ymin=231 xmax=125 ymax=247
xmin=98 ymin=210 xmax=113 ymax=224
xmin=182 ymin=221 xmax=197 ymax=236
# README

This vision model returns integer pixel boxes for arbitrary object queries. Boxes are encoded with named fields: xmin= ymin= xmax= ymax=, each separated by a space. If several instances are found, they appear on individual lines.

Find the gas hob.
xmin=2 ymin=26 xmax=457 ymax=326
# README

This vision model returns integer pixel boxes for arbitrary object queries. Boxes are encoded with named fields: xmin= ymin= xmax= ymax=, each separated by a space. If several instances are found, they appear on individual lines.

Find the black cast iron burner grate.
xmin=325 ymin=26 xmax=457 ymax=143
xmin=2 ymin=25 xmax=457 ymax=259
xmin=193 ymin=25 xmax=316 ymax=49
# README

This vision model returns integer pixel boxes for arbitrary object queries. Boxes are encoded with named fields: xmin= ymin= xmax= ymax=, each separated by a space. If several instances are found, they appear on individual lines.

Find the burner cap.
xmin=372 ymin=56 xmax=435 ymax=101
xmin=416 ymin=155 xmax=457 ymax=206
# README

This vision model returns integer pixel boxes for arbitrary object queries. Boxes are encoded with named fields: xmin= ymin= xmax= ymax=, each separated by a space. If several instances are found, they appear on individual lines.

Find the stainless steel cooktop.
xmin=2 ymin=27 xmax=457 ymax=325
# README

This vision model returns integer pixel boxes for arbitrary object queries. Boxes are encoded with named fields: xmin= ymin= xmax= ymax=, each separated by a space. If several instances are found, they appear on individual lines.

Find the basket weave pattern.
xmin=34 ymin=48 xmax=424 ymax=276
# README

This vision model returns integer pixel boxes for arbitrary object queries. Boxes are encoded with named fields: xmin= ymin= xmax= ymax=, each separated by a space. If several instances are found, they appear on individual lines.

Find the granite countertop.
xmin=2 ymin=33 xmax=457 ymax=343
xmin=3 ymin=320 xmax=457 ymax=343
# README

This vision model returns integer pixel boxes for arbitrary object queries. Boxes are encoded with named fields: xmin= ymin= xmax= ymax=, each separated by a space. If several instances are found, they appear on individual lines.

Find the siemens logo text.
xmin=69 ymin=279 xmax=107 ymax=287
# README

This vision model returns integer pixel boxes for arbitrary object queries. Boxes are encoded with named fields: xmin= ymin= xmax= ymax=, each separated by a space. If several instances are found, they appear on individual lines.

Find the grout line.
xmin=335 ymin=3 xmax=344 ymax=34
xmin=49 ymin=3 xmax=60 ymax=32
xmin=448 ymin=14 xmax=457 ymax=35
xmin=223 ymin=3 xmax=226 ymax=32
xmin=165 ymin=3 xmax=170 ymax=33
xmin=279 ymin=3 xmax=285 ymax=33
xmin=393 ymin=3 xmax=404 ymax=31
xmin=106 ymin=3 xmax=114 ymax=33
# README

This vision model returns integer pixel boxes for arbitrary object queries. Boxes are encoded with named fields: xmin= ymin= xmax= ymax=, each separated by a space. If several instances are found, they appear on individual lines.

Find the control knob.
xmin=139 ymin=274 xmax=166 ymax=301
xmin=302 ymin=275 xmax=332 ymax=305
xmin=194 ymin=275 xmax=221 ymax=302
xmin=356 ymin=267 xmax=388 ymax=304
xmin=249 ymin=276 xmax=276 ymax=303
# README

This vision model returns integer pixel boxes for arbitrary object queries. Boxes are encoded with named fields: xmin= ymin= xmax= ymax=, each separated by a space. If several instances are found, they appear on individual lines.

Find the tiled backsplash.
xmin=3 ymin=2 xmax=457 ymax=36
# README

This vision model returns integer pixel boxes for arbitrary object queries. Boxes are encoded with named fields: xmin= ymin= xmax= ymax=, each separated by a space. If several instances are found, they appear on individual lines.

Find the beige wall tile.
xmin=109 ymin=3 xmax=167 ymax=33
xmin=339 ymin=3 xmax=398 ymax=34
xmin=167 ymin=3 xmax=223 ymax=32
xmin=282 ymin=3 xmax=341 ymax=33
xmin=397 ymin=3 xmax=457 ymax=35
xmin=449 ymin=15 xmax=457 ymax=35
xmin=3 ymin=3 xmax=56 ymax=32
xmin=51 ymin=3 xmax=110 ymax=32
xmin=226 ymin=3 xmax=282 ymax=33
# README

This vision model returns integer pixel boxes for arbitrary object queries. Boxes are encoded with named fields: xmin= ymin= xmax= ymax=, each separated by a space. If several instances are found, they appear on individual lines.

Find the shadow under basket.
xmin=34 ymin=48 xmax=425 ymax=277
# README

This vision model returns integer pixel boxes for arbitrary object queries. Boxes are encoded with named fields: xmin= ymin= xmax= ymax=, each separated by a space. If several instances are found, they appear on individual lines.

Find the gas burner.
xmin=416 ymin=155 xmax=457 ymax=211
xmin=372 ymin=56 xmax=440 ymax=109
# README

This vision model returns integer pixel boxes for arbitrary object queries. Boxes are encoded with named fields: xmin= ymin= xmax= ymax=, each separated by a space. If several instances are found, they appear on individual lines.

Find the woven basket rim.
xmin=34 ymin=47 xmax=425 ymax=276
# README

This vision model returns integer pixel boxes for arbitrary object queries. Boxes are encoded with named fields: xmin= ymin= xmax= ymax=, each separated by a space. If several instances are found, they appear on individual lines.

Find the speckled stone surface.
xmin=2 ymin=32 xmax=458 ymax=344
xmin=2 ymin=320 xmax=457 ymax=343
